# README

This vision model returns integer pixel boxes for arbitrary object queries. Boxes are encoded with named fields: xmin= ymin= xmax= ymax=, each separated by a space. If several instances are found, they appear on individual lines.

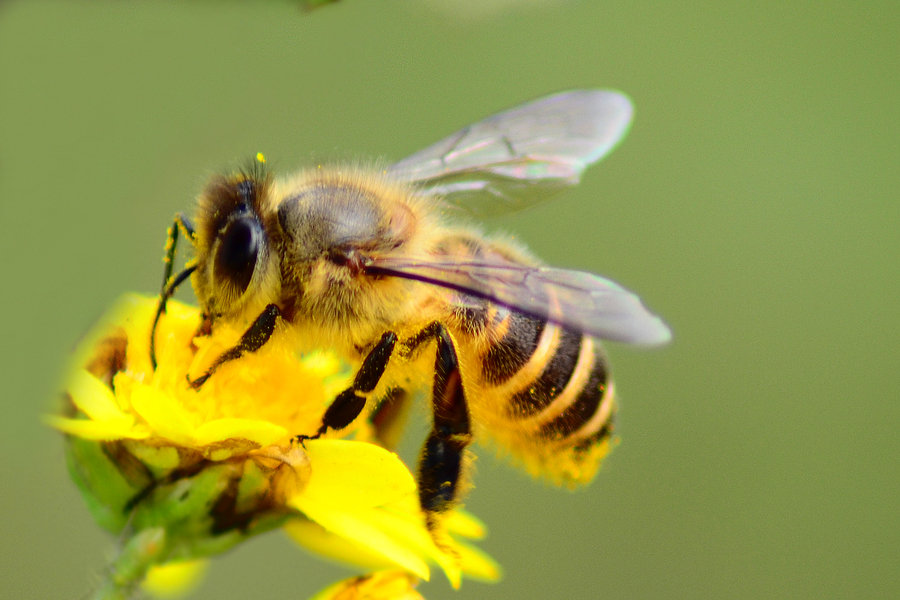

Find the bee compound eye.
xmin=215 ymin=217 xmax=260 ymax=294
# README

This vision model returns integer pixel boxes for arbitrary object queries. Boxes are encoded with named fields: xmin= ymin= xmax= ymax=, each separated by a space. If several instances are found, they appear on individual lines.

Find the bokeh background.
xmin=2 ymin=1 xmax=897 ymax=598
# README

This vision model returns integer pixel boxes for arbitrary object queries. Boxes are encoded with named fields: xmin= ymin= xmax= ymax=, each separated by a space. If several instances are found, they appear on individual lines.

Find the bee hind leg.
xmin=416 ymin=324 xmax=472 ymax=540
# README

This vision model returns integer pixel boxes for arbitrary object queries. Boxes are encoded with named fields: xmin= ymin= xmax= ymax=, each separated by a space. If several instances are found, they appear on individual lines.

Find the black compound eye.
xmin=215 ymin=217 xmax=260 ymax=294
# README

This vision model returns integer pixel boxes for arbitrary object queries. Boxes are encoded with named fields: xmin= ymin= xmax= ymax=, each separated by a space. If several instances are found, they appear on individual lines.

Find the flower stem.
xmin=90 ymin=527 xmax=167 ymax=600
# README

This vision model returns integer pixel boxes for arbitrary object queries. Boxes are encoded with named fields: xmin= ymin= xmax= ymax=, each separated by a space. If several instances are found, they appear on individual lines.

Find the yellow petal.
xmin=358 ymin=505 xmax=461 ymax=589
xmin=67 ymin=369 xmax=128 ymax=422
xmin=44 ymin=415 xmax=149 ymax=440
xmin=454 ymin=539 xmax=502 ymax=583
xmin=291 ymin=495 xmax=430 ymax=581
xmin=309 ymin=570 xmax=423 ymax=600
xmin=142 ymin=559 xmax=209 ymax=598
xmin=443 ymin=509 xmax=487 ymax=540
xmin=285 ymin=518 xmax=401 ymax=573
xmin=301 ymin=440 xmax=416 ymax=509
xmin=285 ymin=510 xmax=500 ymax=587
xmin=193 ymin=418 xmax=288 ymax=447
xmin=129 ymin=383 xmax=196 ymax=445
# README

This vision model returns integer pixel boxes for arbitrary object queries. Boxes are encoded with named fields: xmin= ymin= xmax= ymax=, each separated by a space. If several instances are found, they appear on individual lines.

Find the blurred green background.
xmin=1 ymin=1 xmax=897 ymax=598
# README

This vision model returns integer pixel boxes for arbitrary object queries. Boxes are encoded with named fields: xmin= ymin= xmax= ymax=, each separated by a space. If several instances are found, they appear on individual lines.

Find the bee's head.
xmin=192 ymin=166 xmax=280 ymax=322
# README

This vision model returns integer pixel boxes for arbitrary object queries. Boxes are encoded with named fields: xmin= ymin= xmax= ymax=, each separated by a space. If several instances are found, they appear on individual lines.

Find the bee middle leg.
xmin=297 ymin=331 xmax=399 ymax=440
xmin=300 ymin=322 xmax=471 ymax=533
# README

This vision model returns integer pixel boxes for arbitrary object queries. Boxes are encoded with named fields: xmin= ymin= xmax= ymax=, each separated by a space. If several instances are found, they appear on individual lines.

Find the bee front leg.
xmin=189 ymin=304 xmax=281 ymax=388
xmin=417 ymin=324 xmax=472 ymax=534
xmin=297 ymin=331 xmax=399 ymax=441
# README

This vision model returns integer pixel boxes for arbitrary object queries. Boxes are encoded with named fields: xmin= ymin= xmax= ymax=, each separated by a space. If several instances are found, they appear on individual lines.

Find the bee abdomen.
xmin=507 ymin=327 xmax=582 ymax=416
xmin=572 ymin=419 xmax=615 ymax=455
xmin=499 ymin=326 xmax=614 ymax=442
xmin=538 ymin=354 xmax=611 ymax=440
xmin=481 ymin=311 xmax=547 ymax=385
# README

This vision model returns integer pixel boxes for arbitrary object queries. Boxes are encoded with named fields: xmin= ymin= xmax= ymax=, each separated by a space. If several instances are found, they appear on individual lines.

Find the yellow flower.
xmin=142 ymin=559 xmax=208 ymax=598
xmin=309 ymin=570 xmax=423 ymax=600
xmin=49 ymin=294 xmax=499 ymax=598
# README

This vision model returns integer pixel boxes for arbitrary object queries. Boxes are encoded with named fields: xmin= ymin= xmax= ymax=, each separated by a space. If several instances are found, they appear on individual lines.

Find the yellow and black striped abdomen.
xmin=463 ymin=308 xmax=617 ymax=486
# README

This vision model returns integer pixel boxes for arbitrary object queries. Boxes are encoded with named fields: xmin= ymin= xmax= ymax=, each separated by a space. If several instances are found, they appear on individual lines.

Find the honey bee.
xmin=151 ymin=90 xmax=670 ymax=533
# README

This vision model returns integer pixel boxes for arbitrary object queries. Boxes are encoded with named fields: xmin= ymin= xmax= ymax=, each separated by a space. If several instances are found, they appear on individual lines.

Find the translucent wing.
xmin=365 ymin=257 xmax=671 ymax=345
xmin=387 ymin=90 xmax=633 ymax=216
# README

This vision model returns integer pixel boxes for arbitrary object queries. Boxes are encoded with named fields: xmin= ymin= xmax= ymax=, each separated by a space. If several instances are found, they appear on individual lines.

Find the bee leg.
xmin=296 ymin=331 xmax=399 ymax=442
xmin=150 ymin=213 xmax=197 ymax=369
xmin=188 ymin=303 xmax=281 ymax=388
xmin=417 ymin=324 xmax=472 ymax=534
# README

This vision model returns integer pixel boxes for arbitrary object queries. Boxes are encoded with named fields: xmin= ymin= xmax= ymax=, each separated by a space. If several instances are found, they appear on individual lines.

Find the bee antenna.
xmin=241 ymin=152 xmax=270 ymax=185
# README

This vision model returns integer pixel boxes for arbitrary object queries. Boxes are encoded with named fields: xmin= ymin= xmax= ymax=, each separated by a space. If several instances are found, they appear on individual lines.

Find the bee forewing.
xmin=388 ymin=90 xmax=633 ymax=216
xmin=366 ymin=257 xmax=671 ymax=345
